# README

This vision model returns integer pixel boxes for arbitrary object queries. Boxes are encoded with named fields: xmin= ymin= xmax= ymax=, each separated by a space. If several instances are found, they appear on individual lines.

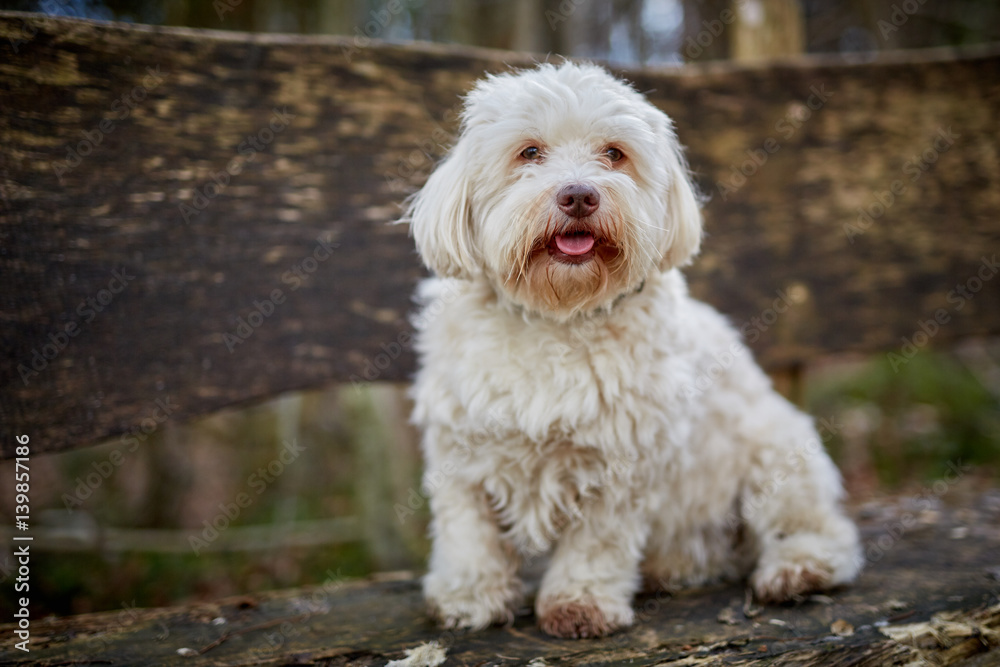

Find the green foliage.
xmin=0 ymin=388 xmax=399 ymax=617
xmin=1 ymin=545 xmax=371 ymax=617
xmin=807 ymin=348 xmax=1000 ymax=486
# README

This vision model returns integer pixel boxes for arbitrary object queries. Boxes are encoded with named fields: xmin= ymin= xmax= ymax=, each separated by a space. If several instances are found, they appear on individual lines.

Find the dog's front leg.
xmin=423 ymin=477 xmax=522 ymax=630
xmin=536 ymin=500 xmax=648 ymax=638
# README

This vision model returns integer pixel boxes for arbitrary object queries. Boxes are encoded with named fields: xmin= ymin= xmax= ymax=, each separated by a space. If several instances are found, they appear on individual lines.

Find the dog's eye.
xmin=605 ymin=147 xmax=624 ymax=162
xmin=520 ymin=146 xmax=542 ymax=161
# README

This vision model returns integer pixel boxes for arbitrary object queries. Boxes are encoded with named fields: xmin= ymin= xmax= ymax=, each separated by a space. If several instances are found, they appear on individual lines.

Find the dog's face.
xmin=407 ymin=62 xmax=702 ymax=319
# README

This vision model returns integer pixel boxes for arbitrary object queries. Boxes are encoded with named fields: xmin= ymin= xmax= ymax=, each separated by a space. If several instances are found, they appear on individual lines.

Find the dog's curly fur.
xmin=404 ymin=62 xmax=861 ymax=639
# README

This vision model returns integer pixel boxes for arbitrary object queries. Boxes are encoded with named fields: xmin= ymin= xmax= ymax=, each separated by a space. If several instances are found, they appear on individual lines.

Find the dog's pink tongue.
xmin=554 ymin=233 xmax=595 ymax=256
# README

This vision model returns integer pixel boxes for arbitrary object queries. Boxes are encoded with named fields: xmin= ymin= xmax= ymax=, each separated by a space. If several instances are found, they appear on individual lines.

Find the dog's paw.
xmin=425 ymin=578 xmax=521 ymax=630
xmin=537 ymin=597 xmax=633 ymax=638
xmin=751 ymin=558 xmax=833 ymax=603
xmin=751 ymin=528 xmax=861 ymax=603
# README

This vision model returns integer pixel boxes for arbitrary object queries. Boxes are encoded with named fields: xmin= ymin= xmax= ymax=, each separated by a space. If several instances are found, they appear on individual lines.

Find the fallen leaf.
xmin=385 ymin=641 xmax=448 ymax=667
xmin=831 ymin=619 xmax=855 ymax=637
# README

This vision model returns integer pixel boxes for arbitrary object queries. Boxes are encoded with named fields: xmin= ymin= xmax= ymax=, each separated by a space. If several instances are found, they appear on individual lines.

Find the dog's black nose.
xmin=557 ymin=184 xmax=600 ymax=218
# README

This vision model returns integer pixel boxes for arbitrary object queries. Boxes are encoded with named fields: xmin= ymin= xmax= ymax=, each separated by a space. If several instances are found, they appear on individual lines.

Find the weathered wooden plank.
xmin=3 ymin=492 xmax=998 ymax=665
xmin=2 ymin=12 xmax=999 ymax=455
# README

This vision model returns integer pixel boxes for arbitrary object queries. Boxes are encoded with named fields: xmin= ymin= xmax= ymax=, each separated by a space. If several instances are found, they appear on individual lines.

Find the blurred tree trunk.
xmin=253 ymin=0 xmax=292 ymax=32
xmin=555 ymin=0 xmax=612 ymax=61
xmin=449 ymin=0 xmax=513 ymax=49
xmin=732 ymin=0 xmax=805 ymax=60
xmin=342 ymin=385 xmax=421 ymax=571
xmin=680 ymin=0 xmax=732 ymax=62
xmin=723 ymin=0 xmax=806 ymax=404
xmin=142 ymin=424 xmax=194 ymax=528
xmin=619 ymin=0 xmax=648 ymax=64
xmin=448 ymin=0 xmax=593 ymax=55
xmin=316 ymin=2 xmax=358 ymax=39
xmin=267 ymin=393 xmax=306 ymax=582
xmin=511 ymin=0 xmax=545 ymax=52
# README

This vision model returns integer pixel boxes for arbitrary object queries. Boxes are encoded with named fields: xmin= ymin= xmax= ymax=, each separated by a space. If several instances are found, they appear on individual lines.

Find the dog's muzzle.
xmin=549 ymin=184 xmax=601 ymax=263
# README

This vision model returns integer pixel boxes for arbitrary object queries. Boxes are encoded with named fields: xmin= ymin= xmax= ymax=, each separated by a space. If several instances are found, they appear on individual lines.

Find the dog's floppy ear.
xmin=658 ymin=121 xmax=704 ymax=271
xmin=404 ymin=143 xmax=479 ymax=279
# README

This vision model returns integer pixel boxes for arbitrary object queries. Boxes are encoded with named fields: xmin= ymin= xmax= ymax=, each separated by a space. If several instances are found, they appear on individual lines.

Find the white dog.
xmin=404 ymin=61 xmax=861 ymax=639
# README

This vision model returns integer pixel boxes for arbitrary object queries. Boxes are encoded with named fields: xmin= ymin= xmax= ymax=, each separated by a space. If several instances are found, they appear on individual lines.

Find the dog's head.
xmin=406 ymin=61 xmax=702 ymax=319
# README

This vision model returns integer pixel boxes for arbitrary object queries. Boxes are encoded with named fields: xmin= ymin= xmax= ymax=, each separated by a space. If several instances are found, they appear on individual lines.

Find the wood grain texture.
xmin=3 ymin=491 xmax=998 ymax=665
xmin=2 ymin=12 xmax=999 ymax=455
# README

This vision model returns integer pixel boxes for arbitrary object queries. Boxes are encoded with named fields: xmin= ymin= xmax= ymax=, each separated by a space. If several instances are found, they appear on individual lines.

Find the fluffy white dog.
xmin=404 ymin=61 xmax=861 ymax=639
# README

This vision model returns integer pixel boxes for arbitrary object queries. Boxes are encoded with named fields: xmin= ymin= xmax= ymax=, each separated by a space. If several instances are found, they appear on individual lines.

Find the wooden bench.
xmin=1 ymin=11 xmax=999 ymax=665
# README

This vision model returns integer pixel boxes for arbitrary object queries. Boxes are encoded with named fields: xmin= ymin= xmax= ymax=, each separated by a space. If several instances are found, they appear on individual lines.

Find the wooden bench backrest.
xmin=2 ymin=12 xmax=999 ymax=456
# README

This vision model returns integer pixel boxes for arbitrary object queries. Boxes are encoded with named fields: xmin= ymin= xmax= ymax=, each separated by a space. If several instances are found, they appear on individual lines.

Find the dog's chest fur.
xmin=412 ymin=273 xmax=723 ymax=551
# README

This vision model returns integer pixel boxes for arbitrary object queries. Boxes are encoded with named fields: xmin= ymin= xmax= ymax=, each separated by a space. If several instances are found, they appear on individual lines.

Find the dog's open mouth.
xmin=550 ymin=230 xmax=596 ymax=263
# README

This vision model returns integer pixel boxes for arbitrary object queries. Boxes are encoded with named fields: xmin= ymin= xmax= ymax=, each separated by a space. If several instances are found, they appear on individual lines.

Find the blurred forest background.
xmin=1 ymin=0 xmax=999 ymax=618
